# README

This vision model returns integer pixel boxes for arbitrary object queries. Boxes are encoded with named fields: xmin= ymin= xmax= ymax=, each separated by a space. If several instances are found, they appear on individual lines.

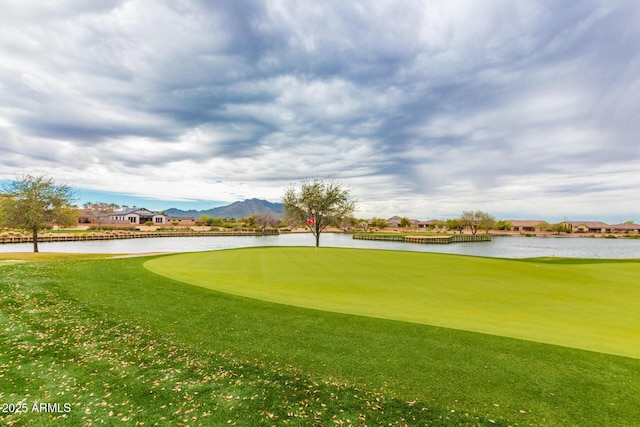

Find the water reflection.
xmin=2 ymin=233 xmax=640 ymax=259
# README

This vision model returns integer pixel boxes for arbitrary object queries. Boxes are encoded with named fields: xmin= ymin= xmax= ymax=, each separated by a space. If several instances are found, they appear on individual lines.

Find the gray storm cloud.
xmin=0 ymin=0 xmax=638 ymax=220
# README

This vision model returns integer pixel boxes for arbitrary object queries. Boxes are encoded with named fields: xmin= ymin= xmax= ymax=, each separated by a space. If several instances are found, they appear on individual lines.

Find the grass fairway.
xmin=2 ymin=252 xmax=640 ymax=426
xmin=144 ymin=247 xmax=640 ymax=359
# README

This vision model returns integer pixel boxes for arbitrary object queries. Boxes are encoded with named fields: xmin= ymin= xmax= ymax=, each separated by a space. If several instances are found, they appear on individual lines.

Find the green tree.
xmin=0 ymin=175 xmax=77 ymax=252
xmin=400 ymin=217 xmax=412 ymax=228
xmin=243 ymin=216 xmax=256 ymax=228
xmin=551 ymin=223 xmax=570 ymax=235
xmin=537 ymin=221 xmax=552 ymax=232
xmin=370 ymin=217 xmax=389 ymax=229
xmin=496 ymin=220 xmax=513 ymax=230
xmin=446 ymin=218 xmax=463 ymax=233
xmin=478 ymin=213 xmax=496 ymax=234
xmin=283 ymin=179 xmax=356 ymax=247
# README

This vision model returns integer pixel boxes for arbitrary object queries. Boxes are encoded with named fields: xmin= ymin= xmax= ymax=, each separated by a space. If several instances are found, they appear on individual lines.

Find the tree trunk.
xmin=32 ymin=228 xmax=39 ymax=253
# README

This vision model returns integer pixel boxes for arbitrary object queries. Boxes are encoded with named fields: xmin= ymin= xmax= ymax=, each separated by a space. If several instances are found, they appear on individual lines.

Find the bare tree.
xmin=83 ymin=202 xmax=120 ymax=229
xmin=252 ymin=212 xmax=280 ymax=228
xmin=459 ymin=210 xmax=495 ymax=235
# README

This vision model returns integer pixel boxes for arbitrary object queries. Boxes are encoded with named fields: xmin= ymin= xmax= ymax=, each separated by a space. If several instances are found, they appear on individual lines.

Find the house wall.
xmin=110 ymin=214 xmax=140 ymax=224
xmin=509 ymin=221 xmax=545 ymax=232
xmin=561 ymin=222 xmax=618 ymax=234
xmin=109 ymin=211 xmax=166 ymax=225
xmin=167 ymin=217 xmax=197 ymax=226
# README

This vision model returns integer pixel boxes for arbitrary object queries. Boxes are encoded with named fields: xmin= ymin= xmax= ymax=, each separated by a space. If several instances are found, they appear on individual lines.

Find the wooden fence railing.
xmin=353 ymin=233 xmax=491 ymax=244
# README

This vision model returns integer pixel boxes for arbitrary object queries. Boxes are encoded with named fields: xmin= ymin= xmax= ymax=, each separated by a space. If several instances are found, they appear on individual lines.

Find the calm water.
xmin=2 ymin=233 xmax=640 ymax=259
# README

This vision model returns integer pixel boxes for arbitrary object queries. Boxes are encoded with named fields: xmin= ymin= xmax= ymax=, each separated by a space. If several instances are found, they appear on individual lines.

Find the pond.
xmin=2 ymin=233 xmax=640 ymax=259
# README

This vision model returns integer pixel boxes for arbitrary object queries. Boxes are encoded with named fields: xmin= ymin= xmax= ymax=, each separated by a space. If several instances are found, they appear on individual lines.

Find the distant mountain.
xmin=165 ymin=198 xmax=284 ymax=219
xmin=163 ymin=208 xmax=203 ymax=217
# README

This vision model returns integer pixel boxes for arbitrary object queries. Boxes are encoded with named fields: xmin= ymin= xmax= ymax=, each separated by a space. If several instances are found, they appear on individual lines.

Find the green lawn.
xmin=1 ymin=250 xmax=639 ymax=426
xmin=145 ymin=247 xmax=640 ymax=359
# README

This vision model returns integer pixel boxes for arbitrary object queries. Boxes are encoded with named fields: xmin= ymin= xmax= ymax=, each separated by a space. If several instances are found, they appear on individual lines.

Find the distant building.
xmin=417 ymin=220 xmax=446 ymax=229
xmin=166 ymin=217 xmax=198 ymax=226
xmin=610 ymin=223 xmax=640 ymax=234
xmin=386 ymin=216 xmax=420 ymax=228
xmin=508 ymin=220 xmax=547 ymax=232
xmin=561 ymin=221 xmax=610 ymax=234
xmin=560 ymin=221 xmax=640 ymax=234
xmin=387 ymin=216 xmax=403 ymax=228
xmin=109 ymin=208 xmax=166 ymax=225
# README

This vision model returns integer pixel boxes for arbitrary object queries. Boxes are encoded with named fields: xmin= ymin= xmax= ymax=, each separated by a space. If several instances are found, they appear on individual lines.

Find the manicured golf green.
xmin=145 ymin=247 xmax=640 ymax=358
xmin=4 ymin=252 xmax=640 ymax=425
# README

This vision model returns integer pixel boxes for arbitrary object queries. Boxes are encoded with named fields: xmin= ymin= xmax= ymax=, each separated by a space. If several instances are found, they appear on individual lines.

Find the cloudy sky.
xmin=1 ymin=1 xmax=639 ymax=222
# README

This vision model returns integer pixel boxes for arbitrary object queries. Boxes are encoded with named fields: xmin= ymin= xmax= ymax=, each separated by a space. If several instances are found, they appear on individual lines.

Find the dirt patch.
xmin=110 ymin=252 xmax=173 ymax=259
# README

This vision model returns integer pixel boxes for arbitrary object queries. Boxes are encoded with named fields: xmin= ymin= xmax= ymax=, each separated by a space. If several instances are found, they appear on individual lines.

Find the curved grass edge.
xmin=2 ymin=256 xmax=640 ymax=425
xmin=144 ymin=247 xmax=640 ymax=359
xmin=1 ymin=260 xmax=493 ymax=427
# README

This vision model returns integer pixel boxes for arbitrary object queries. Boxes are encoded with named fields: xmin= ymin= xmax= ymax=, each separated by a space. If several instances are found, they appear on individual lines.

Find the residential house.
xmin=508 ymin=220 xmax=547 ymax=232
xmin=109 ymin=208 xmax=166 ymax=225
xmin=387 ymin=216 xmax=419 ymax=228
xmin=387 ymin=216 xmax=403 ymax=228
xmin=561 ymin=221 xmax=610 ymax=234
xmin=610 ymin=223 xmax=640 ymax=234
xmin=417 ymin=220 xmax=436 ymax=229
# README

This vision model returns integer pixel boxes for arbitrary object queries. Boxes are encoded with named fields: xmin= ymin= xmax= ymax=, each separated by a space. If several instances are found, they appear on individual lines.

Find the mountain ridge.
xmin=164 ymin=198 xmax=283 ymax=218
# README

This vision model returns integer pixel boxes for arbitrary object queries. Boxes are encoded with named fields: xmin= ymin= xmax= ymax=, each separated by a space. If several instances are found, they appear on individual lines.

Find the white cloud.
xmin=0 ymin=0 xmax=639 ymax=221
